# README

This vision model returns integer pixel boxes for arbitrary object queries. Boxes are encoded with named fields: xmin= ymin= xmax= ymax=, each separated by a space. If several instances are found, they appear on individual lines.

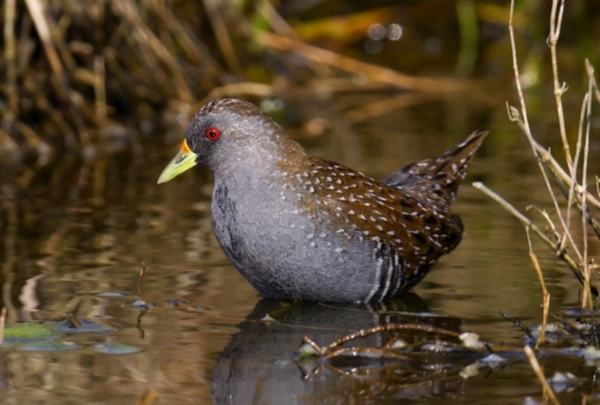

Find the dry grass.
xmin=1 ymin=1 xmax=473 ymax=172
xmin=474 ymin=0 xmax=599 ymax=349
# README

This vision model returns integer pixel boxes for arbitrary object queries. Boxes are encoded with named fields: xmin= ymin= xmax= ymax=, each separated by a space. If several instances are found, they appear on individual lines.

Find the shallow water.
xmin=3 ymin=2 xmax=600 ymax=403
xmin=1 ymin=88 xmax=597 ymax=404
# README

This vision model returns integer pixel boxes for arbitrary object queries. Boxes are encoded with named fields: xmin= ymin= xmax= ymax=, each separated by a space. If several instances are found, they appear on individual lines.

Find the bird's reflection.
xmin=211 ymin=294 xmax=487 ymax=404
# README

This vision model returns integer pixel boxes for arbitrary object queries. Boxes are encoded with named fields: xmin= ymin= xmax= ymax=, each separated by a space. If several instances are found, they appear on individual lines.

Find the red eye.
xmin=205 ymin=127 xmax=221 ymax=141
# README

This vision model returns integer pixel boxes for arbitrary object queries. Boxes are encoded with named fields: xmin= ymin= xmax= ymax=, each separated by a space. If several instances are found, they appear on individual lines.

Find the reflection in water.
xmin=212 ymin=297 xmax=473 ymax=404
xmin=210 ymin=298 xmax=583 ymax=404
xmin=0 ymin=90 xmax=595 ymax=403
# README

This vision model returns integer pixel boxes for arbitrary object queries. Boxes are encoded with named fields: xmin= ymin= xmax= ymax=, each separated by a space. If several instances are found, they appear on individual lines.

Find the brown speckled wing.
xmin=300 ymin=158 xmax=458 ymax=273
xmin=282 ymin=131 xmax=486 ymax=300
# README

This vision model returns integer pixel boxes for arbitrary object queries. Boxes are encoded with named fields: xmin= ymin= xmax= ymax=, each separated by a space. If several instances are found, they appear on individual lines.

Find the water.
xmin=3 ymin=1 xmax=600 ymax=402
xmin=1 ymin=89 xmax=595 ymax=404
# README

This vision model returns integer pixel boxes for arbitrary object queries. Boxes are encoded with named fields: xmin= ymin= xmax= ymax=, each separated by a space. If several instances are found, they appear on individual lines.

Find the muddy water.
xmin=0 ymin=88 xmax=595 ymax=404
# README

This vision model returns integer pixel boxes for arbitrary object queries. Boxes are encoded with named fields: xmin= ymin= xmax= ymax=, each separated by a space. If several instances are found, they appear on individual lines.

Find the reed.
xmin=475 ymin=0 xmax=599 ymax=348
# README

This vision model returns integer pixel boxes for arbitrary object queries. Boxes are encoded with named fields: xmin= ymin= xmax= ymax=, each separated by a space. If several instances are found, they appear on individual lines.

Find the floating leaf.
xmin=93 ymin=342 xmax=142 ymax=355
xmin=3 ymin=323 xmax=56 ymax=342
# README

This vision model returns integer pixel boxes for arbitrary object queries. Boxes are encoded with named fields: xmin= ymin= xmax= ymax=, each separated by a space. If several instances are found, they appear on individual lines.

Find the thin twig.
xmin=137 ymin=306 xmax=147 ymax=340
xmin=498 ymin=311 xmax=535 ymax=342
xmin=323 ymin=324 xmax=464 ymax=352
xmin=535 ymin=142 xmax=600 ymax=213
xmin=24 ymin=0 xmax=91 ymax=147
xmin=4 ymin=0 xmax=18 ymax=114
xmin=526 ymin=227 xmax=550 ymax=347
xmin=581 ymin=73 xmax=593 ymax=306
xmin=136 ymin=388 xmax=158 ymax=405
xmin=473 ymin=182 xmax=589 ymax=290
xmin=202 ymin=0 xmax=240 ymax=75
xmin=323 ymin=346 xmax=410 ymax=361
xmin=112 ymin=0 xmax=194 ymax=103
xmin=548 ymin=0 xmax=571 ymax=168
xmin=66 ymin=312 xmax=82 ymax=328
xmin=137 ymin=262 xmax=149 ymax=304
xmin=564 ymin=91 xmax=587 ymax=246
xmin=94 ymin=55 xmax=106 ymax=121
xmin=586 ymin=59 xmax=600 ymax=106
xmin=524 ymin=345 xmax=560 ymax=405
xmin=0 ymin=307 xmax=6 ymax=346
xmin=507 ymin=0 xmax=583 ymax=265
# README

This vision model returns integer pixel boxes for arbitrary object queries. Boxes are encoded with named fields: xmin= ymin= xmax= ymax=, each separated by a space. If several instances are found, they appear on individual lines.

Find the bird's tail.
xmin=383 ymin=130 xmax=488 ymax=204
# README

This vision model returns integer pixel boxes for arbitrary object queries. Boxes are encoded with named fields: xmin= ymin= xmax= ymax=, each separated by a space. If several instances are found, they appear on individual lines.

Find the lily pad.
xmin=93 ymin=342 xmax=142 ymax=355
xmin=3 ymin=322 xmax=56 ymax=342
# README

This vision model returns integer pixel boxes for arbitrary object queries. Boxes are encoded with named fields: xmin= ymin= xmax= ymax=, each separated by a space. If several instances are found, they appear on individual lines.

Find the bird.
xmin=158 ymin=98 xmax=487 ymax=303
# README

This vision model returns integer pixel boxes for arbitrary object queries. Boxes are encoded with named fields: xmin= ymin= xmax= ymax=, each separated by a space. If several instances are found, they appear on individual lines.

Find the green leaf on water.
xmin=3 ymin=323 xmax=56 ymax=342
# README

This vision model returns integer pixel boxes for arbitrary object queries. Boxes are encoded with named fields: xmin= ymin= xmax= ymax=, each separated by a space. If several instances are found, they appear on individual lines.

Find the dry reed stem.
xmin=507 ymin=0 xmax=583 ymax=265
xmin=94 ymin=56 xmax=106 ymax=121
xmin=323 ymin=346 xmax=409 ymax=362
xmin=548 ymin=0 xmax=571 ymax=169
xmin=255 ymin=0 xmax=322 ymax=76
xmin=158 ymin=4 xmax=223 ymax=78
xmin=66 ymin=312 xmax=82 ymax=328
xmin=473 ymin=182 xmax=586 ymax=287
xmin=255 ymin=32 xmax=474 ymax=93
xmin=300 ymin=322 xmax=472 ymax=358
xmin=120 ymin=0 xmax=194 ymax=102
xmin=533 ymin=142 xmax=600 ymax=212
xmin=137 ymin=262 xmax=149 ymax=305
xmin=136 ymin=389 xmax=158 ymax=405
xmin=564 ymin=92 xmax=587 ymax=245
xmin=203 ymin=0 xmax=240 ymax=75
xmin=25 ymin=0 xmax=91 ymax=147
xmin=137 ymin=306 xmax=147 ymax=340
xmin=580 ymin=81 xmax=593 ymax=304
xmin=24 ymin=0 xmax=63 ymax=93
xmin=4 ymin=0 xmax=18 ymax=115
xmin=257 ymin=0 xmax=298 ymax=38
xmin=526 ymin=228 xmax=550 ymax=347
xmin=476 ymin=0 xmax=600 ymax=303
xmin=587 ymin=60 xmax=600 ymax=106
xmin=0 ymin=307 xmax=6 ymax=346
xmin=321 ymin=324 xmax=466 ymax=353
xmin=524 ymin=345 xmax=560 ymax=405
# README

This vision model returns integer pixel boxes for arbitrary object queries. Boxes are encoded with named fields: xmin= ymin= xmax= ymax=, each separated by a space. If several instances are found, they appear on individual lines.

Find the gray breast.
xmin=210 ymin=179 xmax=382 ymax=302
